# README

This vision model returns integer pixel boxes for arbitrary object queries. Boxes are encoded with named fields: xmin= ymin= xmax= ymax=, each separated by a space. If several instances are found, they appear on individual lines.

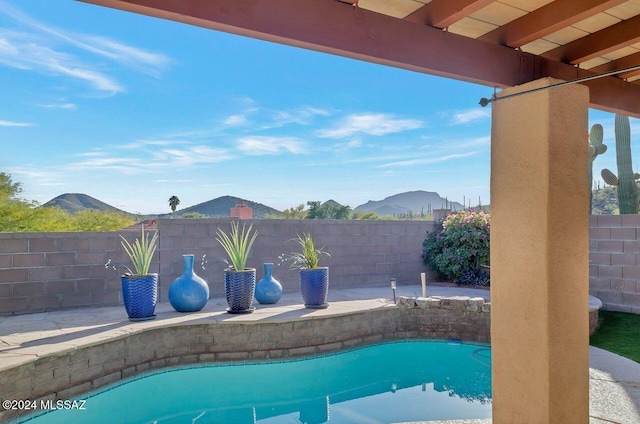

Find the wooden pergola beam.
xmin=479 ymin=0 xmax=627 ymax=47
xmin=78 ymin=0 xmax=640 ymax=118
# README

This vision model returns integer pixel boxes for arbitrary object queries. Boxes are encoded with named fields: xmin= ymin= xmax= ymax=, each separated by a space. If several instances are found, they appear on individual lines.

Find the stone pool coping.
xmin=0 ymin=285 xmax=638 ymax=423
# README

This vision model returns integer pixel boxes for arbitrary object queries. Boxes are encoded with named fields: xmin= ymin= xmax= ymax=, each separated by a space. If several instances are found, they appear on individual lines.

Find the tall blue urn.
xmin=169 ymin=254 xmax=210 ymax=312
xmin=255 ymin=263 xmax=283 ymax=304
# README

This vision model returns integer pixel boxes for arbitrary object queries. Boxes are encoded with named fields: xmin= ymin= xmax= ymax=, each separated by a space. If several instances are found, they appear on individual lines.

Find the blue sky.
xmin=1 ymin=0 xmax=637 ymax=214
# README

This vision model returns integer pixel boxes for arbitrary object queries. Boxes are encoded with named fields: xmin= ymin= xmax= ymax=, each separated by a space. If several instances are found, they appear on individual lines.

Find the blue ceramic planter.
xmin=300 ymin=267 xmax=329 ymax=309
xmin=168 ymin=255 xmax=210 ymax=312
xmin=225 ymin=268 xmax=256 ymax=314
xmin=121 ymin=274 xmax=158 ymax=321
xmin=255 ymin=263 xmax=282 ymax=304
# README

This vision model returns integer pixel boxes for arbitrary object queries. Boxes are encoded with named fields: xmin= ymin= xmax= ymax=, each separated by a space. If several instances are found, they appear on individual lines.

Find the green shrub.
xmin=422 ymin=210 xmax=490 ymax=284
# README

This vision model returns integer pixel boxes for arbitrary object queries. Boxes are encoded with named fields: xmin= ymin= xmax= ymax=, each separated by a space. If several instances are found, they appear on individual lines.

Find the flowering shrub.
xmin=422 ymin=210 xmax=490 ymax=285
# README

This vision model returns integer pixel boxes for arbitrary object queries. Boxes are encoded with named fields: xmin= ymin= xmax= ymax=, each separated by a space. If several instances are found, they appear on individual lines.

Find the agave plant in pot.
xmin=119 ymin=225 xmax=159 ymax=321
xmin=216 ymin=221 xmax=258 ymax=314
xmin=288 ymin=233 xmax=331 ymax=309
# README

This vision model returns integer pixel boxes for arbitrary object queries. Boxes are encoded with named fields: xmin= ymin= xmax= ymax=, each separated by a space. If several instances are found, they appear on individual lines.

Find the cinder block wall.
xmin=156 ymin=219 xmax=437 ymax=301
xmin=0 ymin=232 xmax=127 ymax=315
xmin=0 ymin=219 xmax=437 ymax=315
xmin=3 ymin=216 xmax=640 ymax=316
xmin=589 ymin=215 xmax=640 ymax=313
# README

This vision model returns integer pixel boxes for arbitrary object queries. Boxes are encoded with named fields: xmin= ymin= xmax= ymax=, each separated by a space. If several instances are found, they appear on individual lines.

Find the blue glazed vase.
xmin=300 ymin=267 xmax=329 ymax=309
xmin=168 ymin=255 xmax=210 ymax=312
xmin=255 ymin=263 xmax=282 ymax=304
xmin=121 ymin=274 xmax=158 ymax=321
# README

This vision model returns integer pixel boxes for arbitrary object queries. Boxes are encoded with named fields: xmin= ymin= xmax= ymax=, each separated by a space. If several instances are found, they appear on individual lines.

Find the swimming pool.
xmin=19 ymin=341 xmax=491 ymax=423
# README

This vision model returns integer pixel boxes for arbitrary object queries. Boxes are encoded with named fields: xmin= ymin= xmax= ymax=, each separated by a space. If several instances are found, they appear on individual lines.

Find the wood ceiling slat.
xmin=543 ymin=13 xmax=640 ymax=63
xmin=448 ymin=17 xmax=499 ymax=38
xmin=603 ymin=46 xmax=640 ymax=61
xmin=520 ymin=38 xmax=560 ymax=55
xmin=358 ymin=0 xmax=424 ymax=19
xmin=542 ymin=26 xmax=588 ymax=45
xmin=579 ymin=57 xmax=612 ymax=69
xmin=499 ymin=0 xmax=554 ymax=13
xmin=469 ymin=2 xmax=527 ymax=26
xmin=571 ymin=10 xmax=620 ymax=32
xmin=479 ymin=0 xmax=627 ymax=47
xmin=589 ymin=50 xmax=640 ymax=78
xmin=403 ymin=0 xmax=494 ymax=28
xmin=606 ymin=0 xmax=640 ymax=20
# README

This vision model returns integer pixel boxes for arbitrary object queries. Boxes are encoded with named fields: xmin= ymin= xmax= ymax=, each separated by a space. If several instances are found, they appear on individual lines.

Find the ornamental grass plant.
xmin=286 ymin=233 xmax=330 ymax=270
xmin=119 ymin=224 xmax=158 ymax=275
xmin=215 ymin=221 xmax=258 ymax=270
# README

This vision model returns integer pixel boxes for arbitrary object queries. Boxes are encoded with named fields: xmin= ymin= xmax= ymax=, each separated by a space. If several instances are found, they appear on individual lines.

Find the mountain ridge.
xmin=354 ymin=190 xmax=464 ymax=216
xmin=42 ymin=193 xmax=133 ymax=215
xmin=176 ymin=195 xmax=281 ymax=219
xmin=42 ymin=190 xmax=472 ymax=218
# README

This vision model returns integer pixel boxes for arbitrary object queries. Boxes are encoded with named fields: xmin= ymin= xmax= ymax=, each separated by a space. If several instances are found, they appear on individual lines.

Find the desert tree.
xmin=168 ymin=195 xmax=180 ymax=218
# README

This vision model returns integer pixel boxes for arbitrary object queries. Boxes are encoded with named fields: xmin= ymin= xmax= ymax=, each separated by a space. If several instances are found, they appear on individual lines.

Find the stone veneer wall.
xmin=0 ymin=219 xmax=436 ymax=316
xmin=0 ymin=299 xmax=490 ymax=422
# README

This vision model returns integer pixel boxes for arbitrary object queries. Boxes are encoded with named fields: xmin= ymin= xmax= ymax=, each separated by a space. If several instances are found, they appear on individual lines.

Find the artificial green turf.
xmin=590 ymin=311 xmax=640 ymax=364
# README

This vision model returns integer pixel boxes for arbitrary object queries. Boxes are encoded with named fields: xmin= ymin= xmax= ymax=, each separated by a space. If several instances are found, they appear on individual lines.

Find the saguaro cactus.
xmin=601 ymin=114 xmax=640 ymax=214
xmin=588 ymin=124 xmax=606 ymax=213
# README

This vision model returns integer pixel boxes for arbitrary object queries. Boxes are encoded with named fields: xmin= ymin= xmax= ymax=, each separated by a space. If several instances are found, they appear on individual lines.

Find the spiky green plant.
xmin=287 ymin=233 xmax=330 ymax=270
xmin=215 ymin=221 xmax=258 ymax=270
xmin=120 ymin=224 xmax=158 ymax=275
xmin=588 ymin=123 xmax=606 ymax=213
xmin=601 ymin=114 xmax=640 ymax=214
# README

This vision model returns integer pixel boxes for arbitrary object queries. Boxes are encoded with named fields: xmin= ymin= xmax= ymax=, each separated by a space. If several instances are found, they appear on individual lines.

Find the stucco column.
xmin=491 ymin=78 xmax=590 ymax=423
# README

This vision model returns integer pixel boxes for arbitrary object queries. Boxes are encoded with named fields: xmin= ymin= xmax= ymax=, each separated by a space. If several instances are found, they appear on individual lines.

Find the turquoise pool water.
xmin=20 ymin=341 xmax=492 ymax=423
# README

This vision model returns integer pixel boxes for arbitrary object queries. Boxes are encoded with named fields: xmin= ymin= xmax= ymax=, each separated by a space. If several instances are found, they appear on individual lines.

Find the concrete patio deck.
xmin=0 ymin=285 xmax=639 ymax=423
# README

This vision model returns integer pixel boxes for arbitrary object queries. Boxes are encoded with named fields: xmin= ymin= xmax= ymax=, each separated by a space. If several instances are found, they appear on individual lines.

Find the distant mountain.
xmin=42 ymin=193 xmax=132 ymax=215
xmin=322 ymin=199 xmax=343 ymax=208
xmin=354 ymin=190 xmax=464 ymax=216
xmin=175 ymin=195 xmax=281 ymax=219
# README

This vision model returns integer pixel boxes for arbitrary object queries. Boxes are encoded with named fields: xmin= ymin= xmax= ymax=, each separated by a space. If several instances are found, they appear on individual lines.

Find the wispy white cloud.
xmin=334 ymin=151 xmax=419 ymax=166
xmin=0 ymin=119 xmax=32 ymax=127
xmin=68 ymin=154 xmax=146 ymax=174
xmin=0 ymin=0 xmax=171 ymax=92
xmin=236 ymin=136 xmax=307 ymax=155
xmin=9 ymin=168 xmax=58 ymax=180
xmin=0 ymin=30 xmax=124 ymax=93
xmin=7 ymin=167 xmax=65 ymax=193
xmin=419 ymin=136 xmax=490 ymax=151
xmin=330 ymin=138 xmax=363 ymax=154
xmin=381 ymin=151 xmax=479 ymax=167
xmin=68 ymin=143 xmax=233 ymax=174
xmin=455 ymin=136 xmax=490 ymax=149
xmin=223 ymin=104 xmax=330 ymax=130
xmin=82 ymin=36 xmax=171 ymax=77
xmin=270 ymin=106 xmax=330 ymax=127
xmin=318 ymin=113 xmax=423 ymax=138
xmin=155 ymin=179 xmax=194 ymax=184
xmin=121 ymin=139 xmax=180 ymax=149
xmin=223 ymin=114 xmax=249 ymax=127
xmin=153 ymin=146 xmax=232 ymax=166
xmin=36 ymin=102 xmax=76 ymax=110
xmin=450 ymin=108 xmax=490 ymax=125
